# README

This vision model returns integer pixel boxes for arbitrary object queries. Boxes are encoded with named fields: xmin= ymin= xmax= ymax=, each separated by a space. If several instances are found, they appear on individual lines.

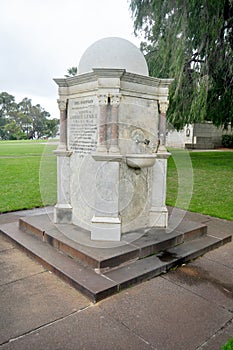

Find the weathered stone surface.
xmin=0 ymin=271 xmax=90 ymax=345
xmin=164 ymin=258 xmax=233 ymax=311
xmin=99 ymin=276 xmax=232 ymax=350
xmin=0 ymin=214 xmax=21 ymax=225
xmin=0 ymin=234 xmax=14 ymax=251
xmin=0 ymin=248 xmax=45 ymax=286
xmin=0 ymin=306 xmax=151 ymax=350
xmin=204 ymin=241 xmax=233 ymax=268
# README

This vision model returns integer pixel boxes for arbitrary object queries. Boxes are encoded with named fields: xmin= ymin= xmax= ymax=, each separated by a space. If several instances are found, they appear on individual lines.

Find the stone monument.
xmin=1 ymin=37 xmax=231 ymax=304
xmin=54 ymin=37 xmax=173 ymax=241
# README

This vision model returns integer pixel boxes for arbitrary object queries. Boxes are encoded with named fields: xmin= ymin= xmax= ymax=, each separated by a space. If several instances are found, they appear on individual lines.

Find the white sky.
xmin=0 ymin=0 xmax=141 ymax=118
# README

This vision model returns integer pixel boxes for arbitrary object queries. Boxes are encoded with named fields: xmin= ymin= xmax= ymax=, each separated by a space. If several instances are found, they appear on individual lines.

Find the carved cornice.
xmin=122 ymin=72 xmax=173 ymax=88
xmin=53 ymin=72 xmax=97 ymax=87
xmin=93 ymin=68 xmax=125 ymax=78
xmin=54 ymin=71 xmax=173 ymax=90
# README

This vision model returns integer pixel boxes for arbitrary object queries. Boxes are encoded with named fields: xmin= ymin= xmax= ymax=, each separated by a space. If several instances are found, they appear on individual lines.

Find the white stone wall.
xmin=166 ymin=122 xmax=231 ymax=149
xmin=166 ymin=124 xmax=193 ymax=148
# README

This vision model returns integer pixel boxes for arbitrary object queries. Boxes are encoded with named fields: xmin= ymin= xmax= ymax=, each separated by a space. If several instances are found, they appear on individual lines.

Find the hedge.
xmin=222 ymin=135 xmax=233 ymax=148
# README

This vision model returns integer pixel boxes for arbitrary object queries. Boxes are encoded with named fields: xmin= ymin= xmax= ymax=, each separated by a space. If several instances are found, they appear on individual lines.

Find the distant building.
xmin=166 ymin=122 xmax=231 ymax=149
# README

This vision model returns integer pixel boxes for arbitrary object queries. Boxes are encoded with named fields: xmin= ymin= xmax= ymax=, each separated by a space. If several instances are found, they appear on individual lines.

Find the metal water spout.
xmin=135 ymin=138 xmax=150 ymax=146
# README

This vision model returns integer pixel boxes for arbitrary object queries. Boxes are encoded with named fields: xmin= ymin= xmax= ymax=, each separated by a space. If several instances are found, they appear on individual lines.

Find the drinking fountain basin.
xmin=126 ymin=154 xmax=157 ymax=169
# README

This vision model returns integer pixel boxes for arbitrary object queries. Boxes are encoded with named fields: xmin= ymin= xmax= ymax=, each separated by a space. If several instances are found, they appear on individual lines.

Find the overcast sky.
xmin=0 ymin=0 xmax=141 ymax=118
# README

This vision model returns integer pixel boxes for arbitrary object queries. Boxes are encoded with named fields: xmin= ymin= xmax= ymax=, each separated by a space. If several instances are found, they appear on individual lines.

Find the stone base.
xmin=1 ymin=212 xmax=231 ymax=303
xmin=149 ymin=207 xmax=168 ymax=227
xmin=91 ymin=216 xmax=121 ymax=241
xmin=54 ymin=204 xmax=72 ymax=224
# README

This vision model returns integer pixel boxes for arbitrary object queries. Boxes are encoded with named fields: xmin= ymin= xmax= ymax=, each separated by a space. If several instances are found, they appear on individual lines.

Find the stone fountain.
xmin=54 ymin=37 xmax=172 ymax=241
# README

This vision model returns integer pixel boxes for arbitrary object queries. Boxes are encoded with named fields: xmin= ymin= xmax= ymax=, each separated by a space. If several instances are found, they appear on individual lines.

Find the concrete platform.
xmin=0 ymin=208 xmax=231 ymax=303
xmin=0 ymin=207 xmax=232 ymax=350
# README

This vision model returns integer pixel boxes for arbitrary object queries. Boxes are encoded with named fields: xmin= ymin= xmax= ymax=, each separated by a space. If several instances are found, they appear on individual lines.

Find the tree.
xmin=30 ymin=104 xmax=48 ymax=139
xmin=4 ymin=120 xmax=26 ymax=140
xmin=17 ymin=98 xmax=33 ymax=138
xmin=0 ymin=92 xmax=18 ymax=139
xmin=0 ymin=92 xmax=58 ymax=140
xmin=44 ymin=118 xmax=59 ymax=138
xmin=130 ymin=0 xmax=233 ymax=129
xmin=17 ymin=99 xmax=52 ymax=139
xmin=65 ymin=67 xmax=78 ymax=77
xmin=0 ymin=92 xmax=17 ymax=117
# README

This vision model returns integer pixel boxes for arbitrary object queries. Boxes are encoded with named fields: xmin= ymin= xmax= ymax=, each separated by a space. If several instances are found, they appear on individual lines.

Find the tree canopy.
xmin=130 ymin=0 xmax=233 ymax=129
xmin=0 ymin=92 xmax=59 ymax=140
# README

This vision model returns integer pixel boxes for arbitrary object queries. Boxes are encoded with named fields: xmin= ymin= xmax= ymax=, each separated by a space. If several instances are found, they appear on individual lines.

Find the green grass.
xmin=222 ymin=337 xmax=233 ymax=350
xmin=0 ymin=139 xmax=56 ymax=157
xmin=0 ymin=141 xmax=233 ymax=221
xmin=0 ymin=140 xmax=57 ymax=213
xmin=167 ymin=150 xmax=233 ymax=221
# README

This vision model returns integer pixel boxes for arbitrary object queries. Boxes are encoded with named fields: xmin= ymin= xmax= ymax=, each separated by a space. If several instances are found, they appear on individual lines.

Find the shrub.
xmin=222 ymin=135 xmax=233 ymax=148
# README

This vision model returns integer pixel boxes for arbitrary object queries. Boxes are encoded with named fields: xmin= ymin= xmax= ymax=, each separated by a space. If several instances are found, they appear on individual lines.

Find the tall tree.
xmin=17 ymin=99 xmax=51 ymax=139
xmin=0 ymin=92 xmax=18 ymax=139
xmin=30 ymin=104 xmax=50 ymax=139
xmin=0 ymin=92 xmax=17 ymax=117
xmin=130 ymin=0 xmax=233 ymax=129
xmin=17 ymin=98 xmax=33 ymax=138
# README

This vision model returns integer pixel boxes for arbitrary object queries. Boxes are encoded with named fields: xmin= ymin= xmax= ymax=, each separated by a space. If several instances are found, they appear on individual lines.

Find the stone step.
xmin=0 ymin=222 xmax=118 ymax=303
xmin=18 ymin=215 xmax=207 ymax=270
xmin=104 ymin=234 xmax=231 ymax=291
xmin=0 ymin=222 xmax=231 ymax=303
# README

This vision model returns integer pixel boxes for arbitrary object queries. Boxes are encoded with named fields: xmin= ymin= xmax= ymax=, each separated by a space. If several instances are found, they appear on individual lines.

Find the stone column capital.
xmin=110 ymin=94 xmax=121 ymax=106
xmin=158 ymin=100 xmax=169 ymax=115
xmin=57 ymin=99 xmax=67 ymax=112
xmin=97 ymin=94 xmax=108 ymax=106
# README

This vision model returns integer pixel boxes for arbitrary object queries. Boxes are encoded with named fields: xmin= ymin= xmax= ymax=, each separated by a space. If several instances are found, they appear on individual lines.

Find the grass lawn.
xmin=0 ymin=140 xmax=233 ymax=221
xmin=0 ymin=139 xmax=50 ymax=157
xmin=167 ymin=150 xmax=233 ymax=221
xmin=0 ymin=140 xmax=57 ymax=212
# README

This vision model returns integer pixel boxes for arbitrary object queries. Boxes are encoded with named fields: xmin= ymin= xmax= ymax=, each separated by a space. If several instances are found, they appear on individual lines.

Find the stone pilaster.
xmin=57 ymin=99 xmax=68 ymax=150
xmin=96 ymin=94 xmax=108 ymax=153
xmin=149 ymin=100 xmax=170 ymax=227
xmin=158 ymin=100 xmax=169 ymax=146
xmin=149 ymin=151 xmax=170 ymax=227
xmin=109 ymin=94 xmax=121 ymax=153
xmin=54 ymin=98 xmax=72 ymax=224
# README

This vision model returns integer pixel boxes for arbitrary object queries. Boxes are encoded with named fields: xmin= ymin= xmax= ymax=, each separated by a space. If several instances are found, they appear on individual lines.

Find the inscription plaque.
xmin=68 ymin=98 xmax=97 ymax=155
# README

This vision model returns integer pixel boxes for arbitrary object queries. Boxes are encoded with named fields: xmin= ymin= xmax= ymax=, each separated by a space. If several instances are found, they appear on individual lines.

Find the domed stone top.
xmin=78 ymin=37 xmax=149 ymax=76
